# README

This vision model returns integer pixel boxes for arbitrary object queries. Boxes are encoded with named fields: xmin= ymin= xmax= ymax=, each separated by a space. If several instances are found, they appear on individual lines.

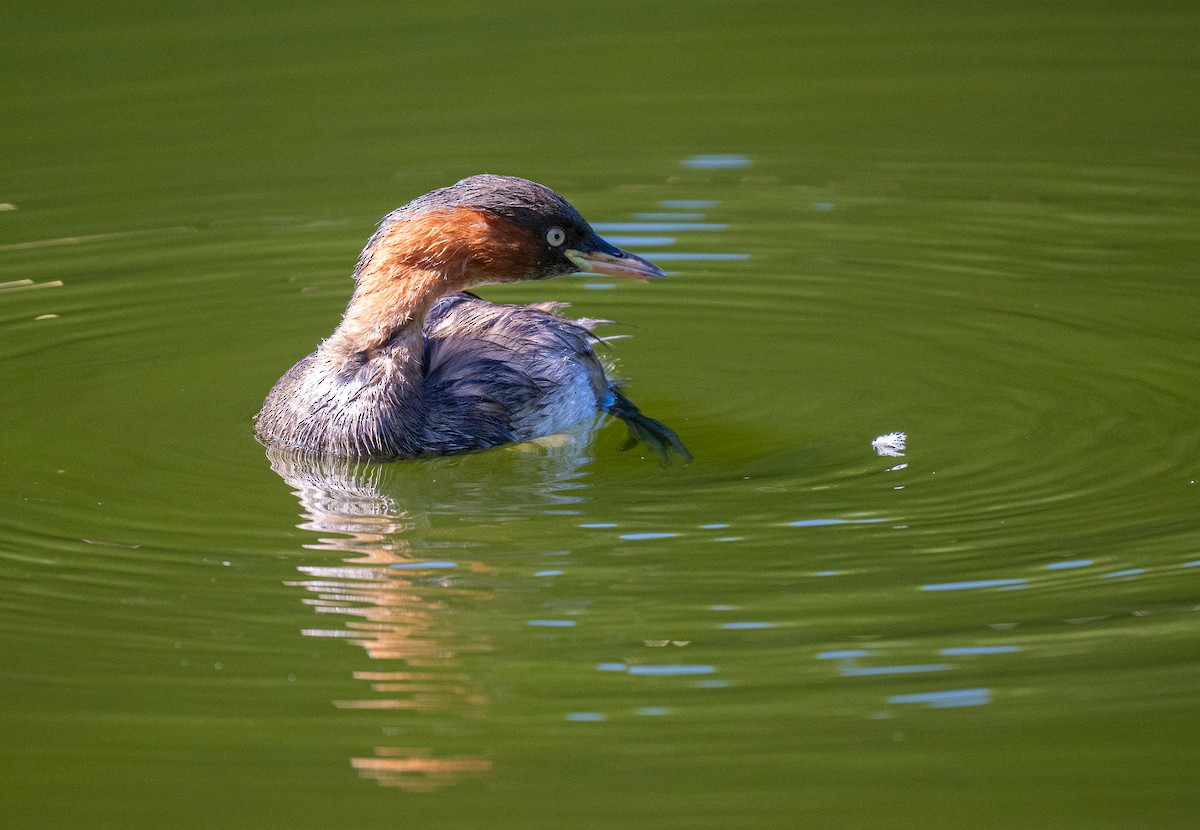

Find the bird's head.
xmin=355 ymin=174 xmax=666 ymax=290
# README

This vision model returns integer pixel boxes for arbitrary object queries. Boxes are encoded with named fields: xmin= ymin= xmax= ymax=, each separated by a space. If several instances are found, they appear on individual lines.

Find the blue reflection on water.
xmin=636 ymin=707 xmax=670 ymax=716
xmin=940 ymin=645 xmax=1021 ymax=656
xmin=1046 ymin=559 xmax=1093 ymax=570
xmin=389 ymin=561 xmax=457 ymax=569
xmin=921 ymin=578 xmax=1028 ymax=591
xmin=596 ymin=663 xmax=718 ymax=677
xmin=591 ymin=222 xmax=728 ymax=232
xmin=579 ymin=522 xmax=617 ymax=529
xmin=682 ymin=154 xmax=751 ymax=169
xmin=535 ymin=570 xmax=564 ymax=577
xmin=634 ymin=212 xmax=705 ymax=221
xmin=720 ymin=622 xmax=774 ymax=630
xmin=627 ymin=665 xmax=715 ymax=676
xmin=528 ymin=619 xmax=576 ymax=627
xmin=1100 ymin=568 xmax=1145 ymax=579
xmin=640 ymin=252 xmax=750 ymax=261
xmin=565 ymin=712 xmax=605 ymax=722
xmin=841 ymin=663 xmax=952 ymax=677
xmin=789 ymin=518 xmax=886 ymax=527
xmin=819 ymin=649 xmax=952 ymax=677
xmin=602 ymin=235 xmax=677 ymax=247
xmin=619 ymin=532 xmax=680 ymax=541
xmin=661 ymin=199 xmax=718 ymax=209
xmin=888 ymin=688 xmax=991 ymax=708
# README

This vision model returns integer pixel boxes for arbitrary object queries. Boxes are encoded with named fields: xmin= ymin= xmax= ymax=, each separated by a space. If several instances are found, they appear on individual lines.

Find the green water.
xmin=3 ymin=2 xmax=1199 ymax=827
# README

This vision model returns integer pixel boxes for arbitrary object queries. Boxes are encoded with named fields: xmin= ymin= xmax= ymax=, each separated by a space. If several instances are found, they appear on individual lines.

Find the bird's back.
xmin=420 ymin=293 xmax=609 ymax=451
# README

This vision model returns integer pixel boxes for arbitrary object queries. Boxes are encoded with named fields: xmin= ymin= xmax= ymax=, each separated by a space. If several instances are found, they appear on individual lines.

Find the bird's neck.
xmin=331 ymin=264 xmax=448 ymax=355
xmin=327 ymin=209 xmax=492 ymax=355
xmin=315 ymin=264 xmax=450 ymax=452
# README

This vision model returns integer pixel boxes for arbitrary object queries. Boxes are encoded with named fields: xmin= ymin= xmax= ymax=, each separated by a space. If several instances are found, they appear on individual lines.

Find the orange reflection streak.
xmin=351 ymin=748 xmax=493 ymax=791
xmin=267 ymin=448 xmax=492 ymax=791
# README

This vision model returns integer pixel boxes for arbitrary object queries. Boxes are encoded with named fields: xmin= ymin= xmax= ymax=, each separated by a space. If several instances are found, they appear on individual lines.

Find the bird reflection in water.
xmin=265 ymin=424 xmax=598 ymax=790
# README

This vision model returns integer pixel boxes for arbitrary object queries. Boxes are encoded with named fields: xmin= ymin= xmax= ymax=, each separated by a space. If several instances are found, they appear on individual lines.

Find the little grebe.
xmin=254 ymin=174 xmax=690 ymax=462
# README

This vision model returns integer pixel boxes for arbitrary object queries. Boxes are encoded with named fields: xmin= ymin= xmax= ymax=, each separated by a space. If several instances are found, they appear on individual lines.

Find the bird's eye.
xmin=545 ymin=226 xmax=566 ymax=247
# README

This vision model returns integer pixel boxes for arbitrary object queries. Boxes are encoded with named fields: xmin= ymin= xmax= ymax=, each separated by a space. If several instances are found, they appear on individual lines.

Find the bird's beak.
xmin=566 ymin=238 xmax=666 ymax=280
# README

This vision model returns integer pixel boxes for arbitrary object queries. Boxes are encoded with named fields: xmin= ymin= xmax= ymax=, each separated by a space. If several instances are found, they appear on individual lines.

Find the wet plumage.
xmin=254 ymin=175 xmax=689 ymax=462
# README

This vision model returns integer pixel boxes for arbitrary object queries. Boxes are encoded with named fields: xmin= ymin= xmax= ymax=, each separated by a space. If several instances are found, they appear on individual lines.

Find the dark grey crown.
xmin=398 ymin=174 xmax=589 ymax=232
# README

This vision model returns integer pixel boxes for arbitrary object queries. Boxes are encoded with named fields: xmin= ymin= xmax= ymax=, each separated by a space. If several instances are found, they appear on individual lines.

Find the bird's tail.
xmin=607 ymin=387 xmax=692 ymax=465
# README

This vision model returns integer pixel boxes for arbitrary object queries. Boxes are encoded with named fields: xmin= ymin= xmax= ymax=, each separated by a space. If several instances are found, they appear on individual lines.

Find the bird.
xmin=254 ymin=174 xmax=690 ymax=463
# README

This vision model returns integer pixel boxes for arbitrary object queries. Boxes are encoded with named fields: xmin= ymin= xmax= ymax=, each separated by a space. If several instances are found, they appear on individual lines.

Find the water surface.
xmin=2 ymin=3 xmax=1199 ymax=828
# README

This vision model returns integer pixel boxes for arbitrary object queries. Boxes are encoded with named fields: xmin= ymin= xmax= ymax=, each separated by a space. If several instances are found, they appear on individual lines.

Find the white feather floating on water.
xmin=872 ymin=432 xmax=907 ymax=457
